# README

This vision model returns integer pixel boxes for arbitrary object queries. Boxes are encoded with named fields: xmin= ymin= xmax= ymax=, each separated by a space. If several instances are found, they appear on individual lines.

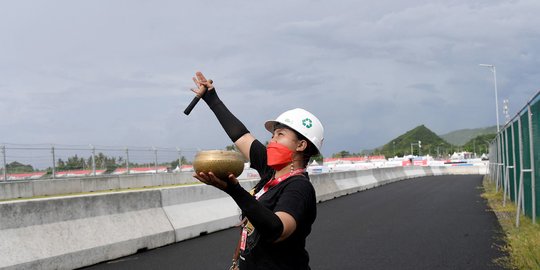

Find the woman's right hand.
xmin=193 ymin=172 xmax=239 ymax=191
xmin=191 ymin=71 xmax=214 ymax=98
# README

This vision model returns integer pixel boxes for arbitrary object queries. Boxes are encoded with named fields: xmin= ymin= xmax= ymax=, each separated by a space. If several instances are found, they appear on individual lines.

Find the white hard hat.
xmin=264 ymin=108 xmax=324 ymax=154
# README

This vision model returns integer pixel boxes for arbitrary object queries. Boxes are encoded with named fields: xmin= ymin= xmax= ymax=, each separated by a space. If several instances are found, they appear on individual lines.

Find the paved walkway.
xmin=82 ymin=175 xmax=508 ymax=270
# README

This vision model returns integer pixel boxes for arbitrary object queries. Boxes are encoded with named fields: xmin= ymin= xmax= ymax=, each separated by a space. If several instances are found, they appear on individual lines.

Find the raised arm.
xmin=191 ymin=71 xmax=255 ymax=159
xmin=191 ymin=72 xmax=299 ymax=242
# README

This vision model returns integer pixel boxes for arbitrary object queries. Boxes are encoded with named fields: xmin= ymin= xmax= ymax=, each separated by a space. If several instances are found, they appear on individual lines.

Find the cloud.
xmin=1 ymin=0 xmax=539 ymax=159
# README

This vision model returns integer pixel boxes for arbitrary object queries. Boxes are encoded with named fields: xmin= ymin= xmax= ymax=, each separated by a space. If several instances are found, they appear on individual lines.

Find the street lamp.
xmin=410 ymin=141 xmax=421 ymax=156
xmin=479 ymin=64 xmax=500 ymax=132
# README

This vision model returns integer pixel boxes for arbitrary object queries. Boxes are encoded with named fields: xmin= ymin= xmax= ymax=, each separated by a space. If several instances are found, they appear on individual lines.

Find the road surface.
xmin=82 ymin=174 xmax=508 ymax=270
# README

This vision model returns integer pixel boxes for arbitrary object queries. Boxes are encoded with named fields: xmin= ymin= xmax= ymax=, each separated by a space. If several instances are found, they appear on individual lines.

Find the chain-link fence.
xmin=488 ymin=90 xmax=539 ymax=227
xmin=0 ymin=144 xmax=199 ymax=181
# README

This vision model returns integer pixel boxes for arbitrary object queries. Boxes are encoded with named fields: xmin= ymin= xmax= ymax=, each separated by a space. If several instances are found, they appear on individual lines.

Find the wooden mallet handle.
xmin=184 ymin=79 xmax=213 ymax=115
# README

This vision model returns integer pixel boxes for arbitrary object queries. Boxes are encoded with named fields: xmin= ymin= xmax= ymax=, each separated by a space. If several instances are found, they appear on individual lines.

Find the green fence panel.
xmin=499 ymin=132 xmax=505 ymax=191
xmin=531 ymin=97 xmax=540 ymax=218
xmin=511 ymin=120 xmax=519 ymax=202
xmin=504 ymin=127 xmax=516 ymax=202
xmin=520 ymin=111 xmax=533 ymax=218
xmin=511 ymin=123 xmax=518 ymax=201
xmin=488 ymin=91 xmax=539 ymax=221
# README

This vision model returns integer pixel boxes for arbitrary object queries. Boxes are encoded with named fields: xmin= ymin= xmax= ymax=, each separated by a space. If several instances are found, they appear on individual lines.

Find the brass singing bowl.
xmin=193 ymin=150 xmax=244 ymax=180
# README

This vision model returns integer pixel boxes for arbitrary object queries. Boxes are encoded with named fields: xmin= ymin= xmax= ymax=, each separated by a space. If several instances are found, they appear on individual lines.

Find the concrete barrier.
xmin=0 ymin=191 xmax=175 ymax=270
xmin=81 ymin=176 xmax=120 ymax=193
xmin=0 ymin=166 xmax=487 ymax=201
xmin=403 ymin=166 xmax=427 ymax=178
xmin=0 ymin=181 xmax=33 ymax=200
xmin=0 ymin=172 xmax=198 ymax=201
xmin=32 ymin=178 xmax=83 ymax=197
xmin=429 ymin=166 xmax=445 ymax=176
xmin=160 ymin=181 xmax=259 ymax=242
xmin=327 ymin=170 xmax=379 ymax=199
xmin=445 ymin=165 xmax=487 ymax=175
xmin=0 ymin=165 xmax=486 ymax=269
xmin=372 ymin=167 xmax=406 ymax=185
xmin=118 ymin=173 xmax=164 ymax=189
xmin=161 ymin=184 xmax=238 ymax=242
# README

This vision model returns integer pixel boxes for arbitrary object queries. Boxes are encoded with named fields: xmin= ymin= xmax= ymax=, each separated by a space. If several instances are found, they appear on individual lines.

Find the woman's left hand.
xmin=194 ymin=172 xmax=239 ymax=190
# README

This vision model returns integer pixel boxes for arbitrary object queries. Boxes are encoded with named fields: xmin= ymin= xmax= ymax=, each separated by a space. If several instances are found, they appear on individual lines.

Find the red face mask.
xmin=266 ymin=141 xmax=294 ymax=170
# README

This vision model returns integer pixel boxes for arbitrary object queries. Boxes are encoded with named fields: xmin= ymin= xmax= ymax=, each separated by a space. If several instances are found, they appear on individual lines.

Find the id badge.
xmin=240 ymin=228 xmax=248 ymax=251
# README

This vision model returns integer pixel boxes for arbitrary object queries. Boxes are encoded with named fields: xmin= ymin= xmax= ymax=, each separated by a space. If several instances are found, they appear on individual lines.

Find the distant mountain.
xmin=378 ymin=125 xmax=452 ymax=157
xmin=439 ymin=126 xmax=498 ymax=146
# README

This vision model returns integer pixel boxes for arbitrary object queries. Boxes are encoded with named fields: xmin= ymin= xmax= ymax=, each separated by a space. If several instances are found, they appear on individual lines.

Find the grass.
xmin=482 ymin=176 xmax=540 ymax=269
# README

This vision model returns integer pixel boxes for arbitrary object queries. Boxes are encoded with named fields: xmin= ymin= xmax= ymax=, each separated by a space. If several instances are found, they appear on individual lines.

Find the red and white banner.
xmin=0 ymin=172 xmax=46 ymax=181
xmin=112 ymin=166 xmax=168 ymax=175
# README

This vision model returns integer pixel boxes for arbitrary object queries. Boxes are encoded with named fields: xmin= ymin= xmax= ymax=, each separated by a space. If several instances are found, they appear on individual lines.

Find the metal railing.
xmin=488 ymin=90 xmax=539 ymax=227
xmin=0 ymin=143 xmax=199 ymax=181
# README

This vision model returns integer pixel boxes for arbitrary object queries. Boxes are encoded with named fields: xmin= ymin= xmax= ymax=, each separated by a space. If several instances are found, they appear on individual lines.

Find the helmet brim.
xmin=264 ymin=120 xmax=320 ymax=155
xmin=264 ymin=120 xmax=281 ymax=134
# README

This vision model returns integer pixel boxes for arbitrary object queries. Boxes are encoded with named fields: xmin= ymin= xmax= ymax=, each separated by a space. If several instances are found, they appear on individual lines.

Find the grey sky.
xmin=1 ymin=0 xmax=539 ymax=159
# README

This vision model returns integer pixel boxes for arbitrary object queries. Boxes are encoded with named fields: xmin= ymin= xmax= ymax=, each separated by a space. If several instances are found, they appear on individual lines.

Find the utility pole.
xmin=125 ymin=147 xmax=130 ymax=174
xmin=91 ymin=145 xmax=96 ymax=176
xmin=176 ymin=147 xmax=182 ymax=170
xmin=153 ymin=147 xmax=158 ymax=173
xmin=51 ymin=145 xmax=56 ymax=179
xmin=1 ymin=145 xmax=6 ymax=181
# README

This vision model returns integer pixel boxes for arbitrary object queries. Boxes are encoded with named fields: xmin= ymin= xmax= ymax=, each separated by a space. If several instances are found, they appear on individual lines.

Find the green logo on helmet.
xmin=302 ymin=118 xmax=313 ymax=128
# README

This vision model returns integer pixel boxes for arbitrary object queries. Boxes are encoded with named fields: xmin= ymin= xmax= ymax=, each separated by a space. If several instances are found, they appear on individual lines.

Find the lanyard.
xmin=254 ymin=168 xmax=305 ymax=200
xmin=239 ymin=168 xmax=306 ymax=253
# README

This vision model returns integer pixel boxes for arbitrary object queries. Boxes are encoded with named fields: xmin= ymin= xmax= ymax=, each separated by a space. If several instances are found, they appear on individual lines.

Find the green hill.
xmin=348 ymin=125 xmax=497 ymax=158
xmin=377 ymin=125 xmax=452 ymax=157
xmin=439 ymin=126 xmax=498 ymax=146
xmin=462 ymin=134 xmax=496 ymax=155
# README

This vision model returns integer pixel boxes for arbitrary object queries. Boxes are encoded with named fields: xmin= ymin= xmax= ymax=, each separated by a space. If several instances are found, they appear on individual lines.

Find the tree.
xmin=65 ymin=155 xmax=85 ymax=170
xmin=6 ymin=161 xmax=34 ymax=173
xmin=57 ymin=159 xmax=66 ymax=170
xmin=332 ymin=151 xmax=351 ymax=158
xmin=310 ymin=154 xmax=323 ymax=164
xmin=225 ymin=144 xmax=238 ymax=152
xmin=170 ymin=156 xmax=191 ymax=168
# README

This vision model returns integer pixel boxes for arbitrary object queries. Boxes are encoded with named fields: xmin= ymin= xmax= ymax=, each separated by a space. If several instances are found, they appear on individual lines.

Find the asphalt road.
xmin=82 ymin=175 xmax=508 ymax=270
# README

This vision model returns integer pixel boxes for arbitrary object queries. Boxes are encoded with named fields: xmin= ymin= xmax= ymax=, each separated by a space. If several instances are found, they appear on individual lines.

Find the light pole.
xmin=479 ymin=64 xmax=500 ymax=132
xmin=410 ymin=141 xmax=421 ymax=156
xmin=503 ymin=99 xmax=510 ymax=124
xmin=484 ymin=140 xmax=491 ymax=155
xmin=473 ymin=139 xmax=476 ymax=158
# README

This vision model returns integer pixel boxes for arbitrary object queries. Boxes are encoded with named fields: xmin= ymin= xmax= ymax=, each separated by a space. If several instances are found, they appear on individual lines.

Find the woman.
xmin=191 ymin=71 xmax=324 ymax=270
